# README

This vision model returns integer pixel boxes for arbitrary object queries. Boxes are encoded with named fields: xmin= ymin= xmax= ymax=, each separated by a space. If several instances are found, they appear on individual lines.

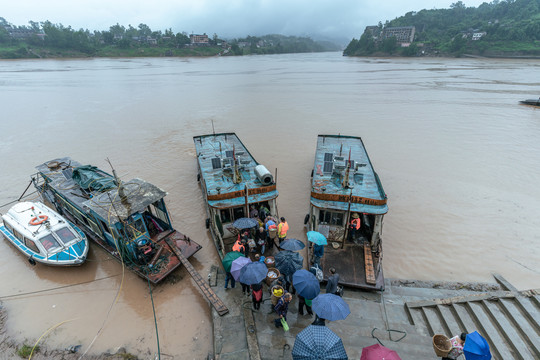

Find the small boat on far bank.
xmin=519 ymin=98 xmax=540 ymax=107
xmin=0 ymin=201 xmax=88 ymax=266
xmin=305 ymin=135 xmax=387 ymax=290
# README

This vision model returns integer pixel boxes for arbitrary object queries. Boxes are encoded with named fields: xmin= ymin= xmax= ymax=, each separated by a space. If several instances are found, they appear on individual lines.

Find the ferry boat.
xmin=305 ymin=135 xmax=388 ymax=290
xmin=0 ymin=201 xmax=88 ymax=266
xmin=32 ymin=157 xmax=202 ymax=283
xmin=519 ymin=98 xmax=540 ymax=107
xmin=193 ymin=133 xmax=278 ymax=259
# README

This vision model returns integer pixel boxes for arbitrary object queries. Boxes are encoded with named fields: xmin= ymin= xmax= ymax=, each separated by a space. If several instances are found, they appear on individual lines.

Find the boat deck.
xmin=319 ymin=244 xmax=384 ymax=290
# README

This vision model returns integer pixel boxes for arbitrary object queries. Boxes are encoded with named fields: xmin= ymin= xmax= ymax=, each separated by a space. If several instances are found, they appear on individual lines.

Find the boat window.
xmin=220 ymin=209 xmax=232 ymax=224
xmin=24 ymin=238 xmax=40 ymax=253
xmin=55 ymin=227 xmax=77 ymax=243
xmin=39 ymin=234 xmax=61 ymax=252
xmin=12 ymin=228 xmax=23 ymax=241
xmin=98 ymin=219 xmax=112 ymax=237
xmin=232 ymin=207 xmax=245 ymax=220
xmin=319 ymin=210 xmax=344 ymax=226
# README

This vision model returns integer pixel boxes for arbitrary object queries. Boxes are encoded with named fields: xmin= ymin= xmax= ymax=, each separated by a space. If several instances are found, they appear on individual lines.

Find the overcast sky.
xmin=5 ymin=0 xmax=488 ymax=41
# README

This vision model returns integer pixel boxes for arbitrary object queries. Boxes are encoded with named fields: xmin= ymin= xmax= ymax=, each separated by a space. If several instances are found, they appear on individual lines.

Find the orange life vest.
xmin=232 ymin=240 xmax=244 ymax=252
xmin=278 ymin=222 xmax=289 ymax=237
xmin=350 ymin=218 xmax=361 ymax=230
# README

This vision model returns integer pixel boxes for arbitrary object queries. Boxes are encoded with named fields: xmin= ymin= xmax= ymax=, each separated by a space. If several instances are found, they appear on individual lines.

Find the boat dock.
xmin=208 ymin=269 xmax=540 ymax=359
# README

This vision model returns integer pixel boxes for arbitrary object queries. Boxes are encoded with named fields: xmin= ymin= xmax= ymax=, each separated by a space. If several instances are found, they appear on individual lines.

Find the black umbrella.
xmin=232 ymin=217 xmax=259 ymax=229
xmin=275 ymin=250 xmax=304 ymax=276
xmin=279 ymin=238 xmax=306 ymax=251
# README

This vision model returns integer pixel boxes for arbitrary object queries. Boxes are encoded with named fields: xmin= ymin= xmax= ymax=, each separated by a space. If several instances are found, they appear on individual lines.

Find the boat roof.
xmin=193 ymin=133 xmax=278 ymax=209
xmin=310 ymin=135 xmax=388 ymax=214
xmin=36 ymin=157 xmax=167 ymax=223
xmin=3 ymin=201 xmax=71 ymax=239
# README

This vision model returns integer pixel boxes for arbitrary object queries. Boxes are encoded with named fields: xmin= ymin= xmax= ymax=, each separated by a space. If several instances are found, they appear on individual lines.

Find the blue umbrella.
xmin=232 ymin=217 xmax=259 ymax=229
xmin=231 ymin=256 xmax=252 ymax=281
xmin=307 ymin=231 xmax=328 ymax=246
xmin=293 ymin=269 xmax=320 ymax=300
xmin=292 ymin=325 xmax=347 ymax=360
xmin=312 ymin=294 xmax=350 ymax=321
xmin=279 ymin=238 xmax=306 ymax=251
xmin=238 ymin=261 xmax=268 ymax=285
xmin=275 ymin=250 xmax=304 ymax=276
xmin=463 ymin=331 xmax=492 ymax=360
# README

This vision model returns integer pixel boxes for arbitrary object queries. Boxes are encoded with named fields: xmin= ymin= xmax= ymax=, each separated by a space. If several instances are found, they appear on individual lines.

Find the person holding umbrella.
xmin=442 ymin=333 xmax=467 ymax=360
xmin=274 ymin=292 xmax=293 ymax=329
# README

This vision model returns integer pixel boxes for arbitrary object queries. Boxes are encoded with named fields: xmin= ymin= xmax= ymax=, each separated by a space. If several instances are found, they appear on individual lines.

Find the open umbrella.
xmin=222 ymin=251 xmax=245 ymax=272
xmin=231 ymin=256 xmax=252 ymax=281
xmin=279 ymin=238 xmax=306 ymax=251
xmin=463 ymin=331 xmax=492 ymax=360
xmin=232 ymin=217 xmax=258 ymax=229
xmin=293 ymin=269 xmax=320 ymax=300
xmin=312 ymin=294 xmax=350 ymax=321
xmin=360 ymin=344 xmax=402 ymax=360
xmin=307 ymin=231 xmax=328 ymax=246
xmin=275 ymin=250 xmax=304 ymax=276
xmin=238 ymin=261 xmax=268 ymax=285
xmin=292 ymin=325 xmax=347 ymax=360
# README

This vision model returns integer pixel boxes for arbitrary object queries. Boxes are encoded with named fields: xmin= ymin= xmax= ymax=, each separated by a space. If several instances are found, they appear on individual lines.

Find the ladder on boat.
xmin=165 ymin=238 xmax=229 ymax=316
xmin=364 ymin=244 xmax=376 ymax=285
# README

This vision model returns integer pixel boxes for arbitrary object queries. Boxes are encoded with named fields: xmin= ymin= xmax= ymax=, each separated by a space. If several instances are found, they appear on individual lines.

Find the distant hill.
xmin=344 ymin=0 xmax=540 ymax=57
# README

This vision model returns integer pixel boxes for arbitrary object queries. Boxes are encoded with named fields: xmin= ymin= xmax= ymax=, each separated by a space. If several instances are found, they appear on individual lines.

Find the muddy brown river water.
xmin=0 ymin=53 xmax=539 ymax=358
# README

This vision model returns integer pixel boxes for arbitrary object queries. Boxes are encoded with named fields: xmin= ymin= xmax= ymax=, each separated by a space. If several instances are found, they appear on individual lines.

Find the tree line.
xmin=0 ymin=17 xmax=339 ymax=58
xmin=344 ymin=0 xmax=540 ymax=57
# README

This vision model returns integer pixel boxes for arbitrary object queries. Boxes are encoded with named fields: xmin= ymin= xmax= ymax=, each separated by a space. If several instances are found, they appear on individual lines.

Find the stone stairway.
xmin=404 ymin=275 xmax=540 ymax=360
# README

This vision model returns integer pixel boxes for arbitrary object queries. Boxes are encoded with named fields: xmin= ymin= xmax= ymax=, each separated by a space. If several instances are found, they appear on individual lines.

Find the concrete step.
xmin=451 ymin=303 xmax=477 ymax=334
xmin=499 ymin=298 xmax=540 ymax=359
xmin=515 ymin=296 xmax=540 ymax=332
xmin=467 ymin=301 xmax=516 ymax=360
xmin=436 ymin=304 xmax=463 ymax=337
xmin=482 ymin=299 xmax=535 ymax=360
xmin=421 ymin=306 xmax=447 ymax=337
xmin=405 ymin=305 xmax=430 ymax=336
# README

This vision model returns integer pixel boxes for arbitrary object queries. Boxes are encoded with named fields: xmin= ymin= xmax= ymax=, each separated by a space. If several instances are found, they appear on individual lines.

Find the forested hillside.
xmin=0 ymin=17 xmax=339 ymax=59
xmin=344 ymin=0 xmax=540 ymax=57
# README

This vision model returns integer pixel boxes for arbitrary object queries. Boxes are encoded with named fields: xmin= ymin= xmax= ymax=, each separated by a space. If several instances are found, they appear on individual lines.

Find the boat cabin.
xmin=193 ymin=133 xmax=278 ymax=258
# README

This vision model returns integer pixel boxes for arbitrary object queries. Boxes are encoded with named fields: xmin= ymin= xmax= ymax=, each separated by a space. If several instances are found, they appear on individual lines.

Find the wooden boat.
xmin=519 ymin=98 xmax=540 ymax=107
xmin=305 ymin=135 xmax=388 ymax=290
xmin=32 ymin=157 xmax=202 ymax=284
xmin=0 ymin=201 xmax=88 ymax=266
xmin=193 ymin=133 xmax=278 ymax=259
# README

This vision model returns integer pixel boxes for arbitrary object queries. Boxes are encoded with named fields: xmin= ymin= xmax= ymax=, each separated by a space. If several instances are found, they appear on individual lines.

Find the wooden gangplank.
xmin=165 ymin=238 xmax=229 ymax=316
xmin=363 ymin=244 xmax=376 ymax=285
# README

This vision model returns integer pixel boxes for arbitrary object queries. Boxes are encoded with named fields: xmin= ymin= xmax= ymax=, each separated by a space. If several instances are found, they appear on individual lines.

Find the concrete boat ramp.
xmin=208 ymin=269 xmax=540 ymax=359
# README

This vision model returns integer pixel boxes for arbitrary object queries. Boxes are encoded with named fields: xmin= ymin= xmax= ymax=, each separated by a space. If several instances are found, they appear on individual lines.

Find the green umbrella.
xmin=222 ymin=251 xmax=245 ymax=272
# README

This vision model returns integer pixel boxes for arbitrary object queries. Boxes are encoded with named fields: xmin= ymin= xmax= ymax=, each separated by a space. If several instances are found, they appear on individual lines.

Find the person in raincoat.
xmin=274 ymin=292 xmax=292 ymax=328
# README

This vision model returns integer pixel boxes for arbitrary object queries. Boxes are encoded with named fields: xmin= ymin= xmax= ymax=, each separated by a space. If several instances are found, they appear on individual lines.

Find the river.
xmin=0 ymin=52 xmax=539 ymax=358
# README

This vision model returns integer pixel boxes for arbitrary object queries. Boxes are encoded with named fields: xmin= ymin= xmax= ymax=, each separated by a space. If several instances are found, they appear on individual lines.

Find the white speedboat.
xmin=0 ymin=201 xmax=88 ymax=266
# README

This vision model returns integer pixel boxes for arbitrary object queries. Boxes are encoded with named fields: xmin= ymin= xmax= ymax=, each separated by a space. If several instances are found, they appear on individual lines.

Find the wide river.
xmin=0 ymin=52 xmax=539 ymax=358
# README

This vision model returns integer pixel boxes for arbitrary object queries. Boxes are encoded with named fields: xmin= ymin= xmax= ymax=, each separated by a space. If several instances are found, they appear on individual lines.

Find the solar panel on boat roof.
xmin=211 ymin=157 xmax=222 ymax=169
xmin=323 ymin=161 xmax=333 ymax=174
xmin=324 ymin=153 xmax=333 ymax=162
xmin=349 ymin=160 xmax=355 ymax=169
xmin=226 ymin=150 xmax=234 ymax=158
xmin=62 ymin=168 xmax=73 ymax=180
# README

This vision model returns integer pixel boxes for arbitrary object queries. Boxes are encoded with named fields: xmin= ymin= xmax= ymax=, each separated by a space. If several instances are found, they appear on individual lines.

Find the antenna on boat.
xmin=106 ymin=158 xmax=126 ymax=199
xmin=211 ymin=119 xmax=215 ymax=136
xmin=339 ymin=143 xmax=343 ymax=156
xmin=342 ymin=148 xmax=352 ymax=188
xmin=233 ymin=144 xmax=241 ymax=184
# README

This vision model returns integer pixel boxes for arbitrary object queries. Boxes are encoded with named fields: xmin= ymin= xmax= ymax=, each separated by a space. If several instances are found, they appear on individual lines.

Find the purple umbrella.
xmin=231 ymin=256 xmax=252 ymax=281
